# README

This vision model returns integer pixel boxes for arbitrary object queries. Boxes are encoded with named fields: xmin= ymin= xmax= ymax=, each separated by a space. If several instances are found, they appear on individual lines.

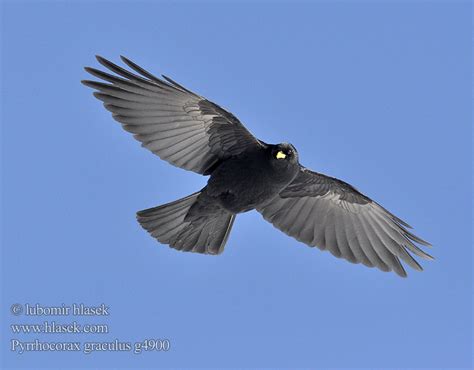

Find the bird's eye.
xmin=275 ymin=150 xmax=286 ymax=159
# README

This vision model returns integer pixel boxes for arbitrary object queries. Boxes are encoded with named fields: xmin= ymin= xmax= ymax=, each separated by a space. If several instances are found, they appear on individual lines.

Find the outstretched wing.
xmin=257 ymin=166 xmax=432 ymax=277
xmin=82 ymin=56 xmax=263 ymax=175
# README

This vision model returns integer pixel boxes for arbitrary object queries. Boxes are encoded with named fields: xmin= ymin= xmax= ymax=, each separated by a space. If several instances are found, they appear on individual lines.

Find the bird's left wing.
xmin=257 ymin=166 xmax=432 ymax=277
xmin=82 ymin=56 xmax=263 ymax=175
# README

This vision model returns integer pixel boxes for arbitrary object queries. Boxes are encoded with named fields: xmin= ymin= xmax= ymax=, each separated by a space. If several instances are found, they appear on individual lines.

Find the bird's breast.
xmin=206 ymin=154 xmax=297 ymax=214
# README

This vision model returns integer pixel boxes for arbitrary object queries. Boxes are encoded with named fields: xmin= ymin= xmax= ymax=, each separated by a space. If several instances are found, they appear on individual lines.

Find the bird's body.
xmin=206 ymin=144 xmax=299 ymax=213
xmin=83 ymin=56 xmax=433 ymax=277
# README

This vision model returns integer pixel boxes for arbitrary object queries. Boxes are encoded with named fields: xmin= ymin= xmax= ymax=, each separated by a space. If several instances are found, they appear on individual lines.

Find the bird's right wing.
xmin=257 ymin=166 xmax=433 ymax=277
xmin=82 ymin=56 xmax=263 ymax=175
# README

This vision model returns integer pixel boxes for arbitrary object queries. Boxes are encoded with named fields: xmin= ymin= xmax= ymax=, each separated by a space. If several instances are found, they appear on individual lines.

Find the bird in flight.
xmin=82 ymin=56 xmax=432 ymax=277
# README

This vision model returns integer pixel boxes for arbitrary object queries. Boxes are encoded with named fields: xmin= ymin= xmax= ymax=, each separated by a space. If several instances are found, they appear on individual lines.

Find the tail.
xmin=136 ymin=191 xmax=235 ymax=255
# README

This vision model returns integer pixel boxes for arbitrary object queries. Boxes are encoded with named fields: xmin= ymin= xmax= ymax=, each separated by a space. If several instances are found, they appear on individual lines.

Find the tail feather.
xmin=137 ymin=191 xmax=235 ymax=255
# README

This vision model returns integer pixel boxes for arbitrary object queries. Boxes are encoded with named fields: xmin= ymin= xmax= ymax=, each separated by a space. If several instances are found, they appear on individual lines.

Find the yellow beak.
xmin=276 ymin=151 xmax=286 ymax=159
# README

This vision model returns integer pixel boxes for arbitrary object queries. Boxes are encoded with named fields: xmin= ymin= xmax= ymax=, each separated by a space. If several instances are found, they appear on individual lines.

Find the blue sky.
xmin=1 ymin=1 xmax=472 ymax=369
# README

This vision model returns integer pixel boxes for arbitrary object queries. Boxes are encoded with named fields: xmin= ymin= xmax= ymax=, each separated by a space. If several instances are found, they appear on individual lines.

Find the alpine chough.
xmin=82 ymin=56 xmax=433 ymax=277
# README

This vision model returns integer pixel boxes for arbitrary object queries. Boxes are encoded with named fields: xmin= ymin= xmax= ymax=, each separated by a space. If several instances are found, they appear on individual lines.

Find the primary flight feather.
xmin=82 ymin=56 xmax=432 ymax=277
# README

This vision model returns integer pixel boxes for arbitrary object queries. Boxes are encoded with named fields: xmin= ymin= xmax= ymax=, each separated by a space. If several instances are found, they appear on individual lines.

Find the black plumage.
xmin=82 ymin=56 xmax=432 ymax=277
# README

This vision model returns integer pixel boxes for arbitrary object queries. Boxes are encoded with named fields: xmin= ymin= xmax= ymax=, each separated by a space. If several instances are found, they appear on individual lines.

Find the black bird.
xmin=82 ymin=56 xmax=433 ymax=277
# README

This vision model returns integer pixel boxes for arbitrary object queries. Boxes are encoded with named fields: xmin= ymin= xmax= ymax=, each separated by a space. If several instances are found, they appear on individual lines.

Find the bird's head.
xmin=270 ymin=143 xmax=299 ymax=164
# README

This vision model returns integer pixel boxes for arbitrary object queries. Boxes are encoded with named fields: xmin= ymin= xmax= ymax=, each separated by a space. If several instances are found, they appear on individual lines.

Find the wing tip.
xmin=120 ymin=55 xmax=132 ymax=65
xmin=95 ymin=55 xmax=116 ymax=70
xmin=80 ymin=79 xmax=95 ymax=88
xmin=411 ymin=260 xmax=424 ymax=272
xmin=83 ymin=66 xmax=102 ymax=77
xmin=423 ymin=252 xmax=435 ymax=261
xmin=92 ymin=91 xmax=107 ymax=101
xmin=406 ymin=232 xmax=433 ymax=248
xmin=395 ymin=265 xmax=408 ymax=278
xmin=418 ymin=238 xmax=433 ymax=248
